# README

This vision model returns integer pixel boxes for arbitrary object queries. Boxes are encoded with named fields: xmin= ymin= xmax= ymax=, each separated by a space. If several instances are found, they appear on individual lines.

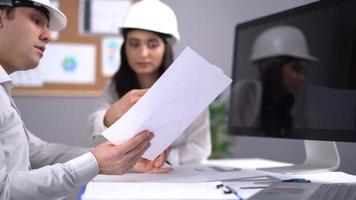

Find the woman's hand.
xmin=131 ymin=147 xmax=173 ymax=173
xmin=153 ymin=147 xmax=171 ymax=168
xmin=104 ymin=89 xmax=148 ymax=127
xmin=131 ymin=158 xmax=173 ymax=174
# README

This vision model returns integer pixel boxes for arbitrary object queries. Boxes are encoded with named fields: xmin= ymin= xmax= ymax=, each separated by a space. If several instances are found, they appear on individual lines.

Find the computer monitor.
xmin=228 ymin=0 xmax=356 ymax=174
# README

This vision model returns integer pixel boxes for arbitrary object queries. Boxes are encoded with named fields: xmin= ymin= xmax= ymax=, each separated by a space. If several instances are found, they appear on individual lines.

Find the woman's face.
xmin=125 ymin=29 xmax=165 ymax=76
xmin=282 ymin=60 xmax=306 ymax=94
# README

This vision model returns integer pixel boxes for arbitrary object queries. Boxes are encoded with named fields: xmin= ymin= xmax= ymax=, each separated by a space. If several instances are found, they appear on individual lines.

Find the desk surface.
xmin=208 ymin=158 xmax=356 ymax=199
xmin=204 ymin=158 xmax=293 ymax=169
xmin=89 ymin=158 xmax=356 ymax=200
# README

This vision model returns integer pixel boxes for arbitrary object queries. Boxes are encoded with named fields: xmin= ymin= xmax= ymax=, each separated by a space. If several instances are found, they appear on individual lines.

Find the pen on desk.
xmin=223 ymin=185 xmax=238 ymax=195
xmin=280 ymin=178 xmax=311 ymax=183
xmin=254 ymin=178 xmax=311 ymax=184
xmin=224 ymin=185 xmax=238 ymax=196
xmin=223 ymin=185 xmax=244 ymax=200
xmin=241 ymin=179 xmax=311 ymax=189
xmin=216 ymin=183 xmax=224 ymax=189
xmin=240 ymin=186 xmax=268 ymax=189
xmin=217 ymin=184 xmax=237 ymax=195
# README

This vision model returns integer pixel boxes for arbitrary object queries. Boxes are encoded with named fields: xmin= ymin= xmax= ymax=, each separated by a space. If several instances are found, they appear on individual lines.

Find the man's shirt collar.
xmin=0 ymin=65 xmax=13 ymax=92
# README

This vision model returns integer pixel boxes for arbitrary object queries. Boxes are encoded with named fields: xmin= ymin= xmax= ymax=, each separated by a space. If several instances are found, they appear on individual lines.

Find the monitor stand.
xmin=258 ymin=140 xmax=340 ymax=175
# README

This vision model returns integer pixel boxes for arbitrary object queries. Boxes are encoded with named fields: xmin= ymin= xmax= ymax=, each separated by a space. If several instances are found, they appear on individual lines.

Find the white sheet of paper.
xmin=102 ymin=47 xmax=232 ymax=160
xmin=81 ymin=181 xmax=237 ymax=200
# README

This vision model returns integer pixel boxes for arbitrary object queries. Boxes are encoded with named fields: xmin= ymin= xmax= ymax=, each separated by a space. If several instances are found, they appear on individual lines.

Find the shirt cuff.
xmin=92 ymin=109 xmax=108 ymax=137
xmin=66 ymin=152 xmax=99 ymax=186
xmin=167 ymin=148 xmax=180 ymax=166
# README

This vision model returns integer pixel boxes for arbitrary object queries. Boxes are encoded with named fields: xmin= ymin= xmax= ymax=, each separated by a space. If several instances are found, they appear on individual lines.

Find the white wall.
xmin=164 ymin=0 xmax=319 ymax=77
xmin=14 ymin=0 xmax=356 ymax=174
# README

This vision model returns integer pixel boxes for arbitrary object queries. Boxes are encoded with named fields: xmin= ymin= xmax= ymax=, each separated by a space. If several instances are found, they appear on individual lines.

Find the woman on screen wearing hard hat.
xmin=88 ymin=0 xmax=211 ymax=167
xmin=231 ymin=25 xmax=316 ymax=136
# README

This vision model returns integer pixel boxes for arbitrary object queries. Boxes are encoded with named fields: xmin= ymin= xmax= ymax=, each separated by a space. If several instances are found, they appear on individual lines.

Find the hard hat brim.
xmin=119 ymin=0 xmax=180 ymax=43
xmin=251 ymin=52 xmax=318 ymax=63
xmin=0 ymin=0 xmax=67 ymax=31
xmin=39 ymin=3 xmax=67 ymax=31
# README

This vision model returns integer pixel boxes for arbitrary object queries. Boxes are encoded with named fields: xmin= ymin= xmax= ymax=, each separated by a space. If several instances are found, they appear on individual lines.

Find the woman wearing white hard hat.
xmin=231 ymin=25 xmax=316 ymax=136
xmin=88 ymin=0 xmax=212 ymax=167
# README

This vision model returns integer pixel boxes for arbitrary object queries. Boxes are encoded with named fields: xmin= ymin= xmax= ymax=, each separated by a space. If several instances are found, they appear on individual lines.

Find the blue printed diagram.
xmin=62 ymin=56 xmax=77 ymax=72
xmin=107 ymin=40 xmax=119 ymax=67
xmin=36 ymin=43 xmax=95 ymax=84
xmin=102 ymin=38 xmax=123 ymax=76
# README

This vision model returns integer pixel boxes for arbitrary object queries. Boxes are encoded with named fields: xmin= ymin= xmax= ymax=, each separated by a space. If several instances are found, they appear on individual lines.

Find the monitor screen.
xmin=228 ymin=0 xmax=356 ymax=142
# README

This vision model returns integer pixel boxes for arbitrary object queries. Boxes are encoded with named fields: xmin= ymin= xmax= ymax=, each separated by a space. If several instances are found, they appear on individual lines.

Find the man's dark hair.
xmin=0 ymin=6 xmax=15 ymax=20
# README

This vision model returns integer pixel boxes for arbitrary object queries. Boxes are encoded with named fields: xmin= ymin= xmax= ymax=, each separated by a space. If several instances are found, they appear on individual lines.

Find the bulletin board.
xmin=12 ymin=0 xmax=132 ymax=96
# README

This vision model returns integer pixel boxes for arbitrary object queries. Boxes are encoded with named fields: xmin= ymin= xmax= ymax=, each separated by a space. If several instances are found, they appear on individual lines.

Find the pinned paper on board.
xmin=80 ymin=0 xmax=132 ymax=35
xmin=101 ymin=37 xmax=124 ymax=77
xmin=37 ymin=43 xmax=96 ymax=84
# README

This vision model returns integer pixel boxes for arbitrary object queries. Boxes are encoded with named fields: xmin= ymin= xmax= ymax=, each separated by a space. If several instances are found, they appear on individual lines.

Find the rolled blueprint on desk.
xmin=101 ymin=47 xmax=232 ymax=160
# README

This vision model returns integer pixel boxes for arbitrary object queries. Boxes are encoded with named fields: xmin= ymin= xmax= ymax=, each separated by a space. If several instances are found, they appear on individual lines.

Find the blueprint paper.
xmin=81 ymin=181 xmax=237 ymax=200
xmin=102 ymin=47 xmax=232 ymax=160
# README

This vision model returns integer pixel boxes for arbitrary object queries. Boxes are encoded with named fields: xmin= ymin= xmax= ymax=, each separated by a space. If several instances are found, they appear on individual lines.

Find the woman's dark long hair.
xmin=256 ymin=56 xmax=296 ymax=136
xmin=112 ymin=29 xmax=174 ymax=97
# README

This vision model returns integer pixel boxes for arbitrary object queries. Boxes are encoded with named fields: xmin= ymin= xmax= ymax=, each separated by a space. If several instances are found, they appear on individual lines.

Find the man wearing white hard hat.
xmin=0 ymin=0 xmax=169 ymax=199
xmin=88 ymin=0 xmax=212 ymax=166
xmin=231 ymin=25 xmax=316 ymax=136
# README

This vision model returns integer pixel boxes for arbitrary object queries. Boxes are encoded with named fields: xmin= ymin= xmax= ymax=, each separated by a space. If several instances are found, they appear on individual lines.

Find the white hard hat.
xmin=251 ymin=25 xmax=317 ymax=62
xmin=0 ymin=0 xmax=67 ymax=31
xmin=120 ymin=0 xmax=180 ymax=42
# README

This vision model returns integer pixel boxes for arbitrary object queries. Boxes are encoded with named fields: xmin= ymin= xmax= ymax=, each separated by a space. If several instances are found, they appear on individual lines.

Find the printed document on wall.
xmin=88 ymin=0 xmax=131 ymax=34
xmin=101 ymin=37 xmax=124 ymax=77
xmin=38 ymin=43 xmax=96 ymax=84
xmin=102 ymin=47 xmax=232 ymax=160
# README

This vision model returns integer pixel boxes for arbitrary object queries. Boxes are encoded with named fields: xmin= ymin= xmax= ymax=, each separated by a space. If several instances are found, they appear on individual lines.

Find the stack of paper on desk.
xmin=102 ymin=47 xmax=232 ymax=160
xmin=80 ymin=181 xmax=238 ymax=200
